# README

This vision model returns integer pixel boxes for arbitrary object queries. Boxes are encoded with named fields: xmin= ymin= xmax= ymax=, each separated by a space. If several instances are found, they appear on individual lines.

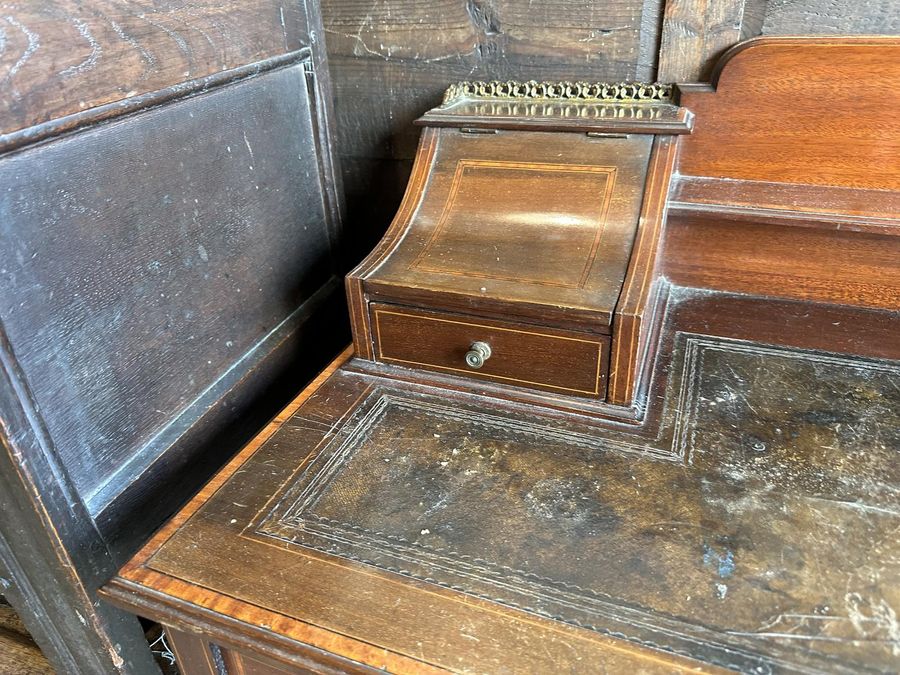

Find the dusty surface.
xmin=259 ymin=336 xmax=900 ymax=673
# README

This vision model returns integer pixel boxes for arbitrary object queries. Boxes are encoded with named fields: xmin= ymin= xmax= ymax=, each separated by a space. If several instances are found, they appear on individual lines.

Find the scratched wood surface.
xmin=0 ymin=2 xmax=345 ymax=673
xmin=762 ymin=0 xmax=900 ymax=35
xmin=0 ymin=0 xmax=311 ymax=136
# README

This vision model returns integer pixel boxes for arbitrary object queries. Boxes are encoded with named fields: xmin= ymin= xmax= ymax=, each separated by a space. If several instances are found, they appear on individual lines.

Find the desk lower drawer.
xmin=371 ymin=304 xmax=608 ymax=398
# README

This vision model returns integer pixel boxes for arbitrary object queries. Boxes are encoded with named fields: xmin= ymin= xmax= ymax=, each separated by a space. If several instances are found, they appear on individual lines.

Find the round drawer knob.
xmin=464 ymin=341 xmax=492 ymax=369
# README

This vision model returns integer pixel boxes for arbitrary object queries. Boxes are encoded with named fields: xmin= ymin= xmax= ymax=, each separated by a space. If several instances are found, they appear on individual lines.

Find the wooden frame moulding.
xmin=607 ymin=135 xmax=679 ymax=408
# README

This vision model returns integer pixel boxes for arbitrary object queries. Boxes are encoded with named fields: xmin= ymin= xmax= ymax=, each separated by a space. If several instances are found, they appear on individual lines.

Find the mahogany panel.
xmin=607 ymin=135 xmax=678 ymax=407
xmin=165 ymin=628 xmax=219 ymax=675
xmin=356 ymin=128 xmax=653 ymax=334
xmin=670 ymin=176 xmax=900 ymax=234
xmin=222 ymin=649 xmax=316 ymax=675
xmin=677 ymin=37 xmax=900 ymax=193
xmin=661 ymin=212 xmax=900 ymax=311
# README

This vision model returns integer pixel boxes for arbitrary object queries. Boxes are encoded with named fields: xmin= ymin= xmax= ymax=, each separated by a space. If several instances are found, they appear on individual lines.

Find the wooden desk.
xmin=104 ymin=295 xmax=900 ymax=673
xmin=103 ymin=37 xmax=900 ymax=674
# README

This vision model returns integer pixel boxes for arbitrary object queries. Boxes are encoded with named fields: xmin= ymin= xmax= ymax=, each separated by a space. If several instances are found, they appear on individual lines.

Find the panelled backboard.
xmin=0 ymin=3 xmax=344 ymax=673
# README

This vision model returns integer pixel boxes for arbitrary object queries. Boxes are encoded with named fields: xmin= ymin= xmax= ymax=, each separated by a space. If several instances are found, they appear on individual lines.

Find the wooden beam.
xmin=656 ymin=0 xmax=766 ymax=82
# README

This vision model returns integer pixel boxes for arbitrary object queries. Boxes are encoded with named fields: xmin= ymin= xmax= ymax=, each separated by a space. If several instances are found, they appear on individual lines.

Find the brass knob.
xmin=464 ymin=341 xmax=492 ymax=369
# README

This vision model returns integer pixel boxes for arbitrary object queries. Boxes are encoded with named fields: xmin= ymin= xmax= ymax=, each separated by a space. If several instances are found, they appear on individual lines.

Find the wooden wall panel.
xmin=321 ymin=0 xmax=665 ymax=256
xmin=0 ymin=0 xmax=312 ymax=136
xmin=656 ymin=0 xmax=900 ymax=84
xmin=0 ymin=2 xmax=344 ymax=673
xmin=762 ymin=0 xmax=900 ymax=35
xmin=0 ymin=61 xmax=336 ymax=514
xmin=656 ymin=0 xmax=767 ymax=82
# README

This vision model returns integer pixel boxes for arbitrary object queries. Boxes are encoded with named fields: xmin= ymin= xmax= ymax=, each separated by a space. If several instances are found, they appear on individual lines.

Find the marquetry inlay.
xmin=247 ymin=336 xmax=900 ymax=674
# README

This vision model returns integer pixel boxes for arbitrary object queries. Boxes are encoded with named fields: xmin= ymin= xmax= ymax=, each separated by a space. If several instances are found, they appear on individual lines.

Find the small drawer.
xmin=371 ymin=304 xmax=608 ymax=398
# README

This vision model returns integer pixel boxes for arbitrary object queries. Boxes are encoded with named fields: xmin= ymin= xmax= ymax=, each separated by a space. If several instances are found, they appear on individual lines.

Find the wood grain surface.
xmin=357 ymin=128 xmax=653 ymax=336
xmin=607 ymin=135 xmax=678 ymax=407
xmin=677 ymin=37 xmax=900 ymax=192
xmin=657 ymin=0 xmax=766 ymax=81
xmin=0 ymin=597 xmax=52 ymax=675
xmin=320 ymin=0 xmax=891 ymax=255
xmin=0 ymin=0 xmax=311 ymax=136
xmin=0 ymin=59 xmax=336 ymax=520
xmin=661 ymin=213 xmax=900 ymax=311
xmin=372 ymin=303 xmax=608 ymax=397
xmin=0 ymin=632 xmax=53 ymax=675
xmin=0 ymin=2 xmax=345 ymax=673
xmin=762 ymin=0 xmax=900 ymax=35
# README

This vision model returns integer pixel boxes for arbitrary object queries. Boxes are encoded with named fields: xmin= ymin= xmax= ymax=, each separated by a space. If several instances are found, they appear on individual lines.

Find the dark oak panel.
xmin=0 ymin=0 xmax=311 ymax=136
xmin=0 ymin=59 xmax=335 ymax=513
xmin=0 ymin=2 xmax=344 ymax=671
xmin=657 ymin=0 xmax=766 ymax=81
xmin=762 ymin=0 xmax=900 ymax=35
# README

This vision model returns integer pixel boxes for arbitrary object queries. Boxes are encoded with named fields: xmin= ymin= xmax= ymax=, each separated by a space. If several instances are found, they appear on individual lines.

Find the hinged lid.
xmin=363 ymin=126 xmax=655 ymax=333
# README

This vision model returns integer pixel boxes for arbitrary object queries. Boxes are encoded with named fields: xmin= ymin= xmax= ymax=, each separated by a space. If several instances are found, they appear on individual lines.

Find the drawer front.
xmin=372 ymin=304 xmax=607 ymax=397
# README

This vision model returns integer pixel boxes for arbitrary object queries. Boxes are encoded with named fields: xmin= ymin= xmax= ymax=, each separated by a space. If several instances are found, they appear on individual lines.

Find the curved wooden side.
xmin=345 ymin=127 xmax=440 ymax=359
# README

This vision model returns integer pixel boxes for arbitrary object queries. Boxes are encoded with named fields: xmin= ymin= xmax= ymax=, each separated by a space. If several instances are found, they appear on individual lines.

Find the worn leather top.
xmin=140 ymin=333 xmax=900 ymax=674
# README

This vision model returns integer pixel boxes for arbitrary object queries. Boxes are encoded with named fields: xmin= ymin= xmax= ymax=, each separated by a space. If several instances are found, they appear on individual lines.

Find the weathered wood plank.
xmin=657 ymin=0 xmax=766 ymax=82
xmin=323 ymin=0 xmax=665 ymax=153
xmin=0 ymin=0 xmax=308 ymax=135
xmin=0 ymin=3 xmax=345 ymax=673
xmin=657 ymin=0 xmax=899 ymax=84
xmin=0 ymin=59 xmax=336 ymax=516
xmin=0 ymin=629 xmax=54 ymax=675
xmin=762 ymin=0 xmax=900 ymax=35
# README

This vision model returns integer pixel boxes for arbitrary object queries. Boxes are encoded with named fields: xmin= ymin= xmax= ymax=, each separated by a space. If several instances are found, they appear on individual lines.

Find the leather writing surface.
xmin=146 ymin=336 xmax=900 ymax=674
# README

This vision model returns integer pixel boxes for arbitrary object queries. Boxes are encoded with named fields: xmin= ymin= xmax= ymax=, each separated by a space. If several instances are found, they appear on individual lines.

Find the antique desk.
xmin=103 ymin=37 xmax=900 ymax=674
